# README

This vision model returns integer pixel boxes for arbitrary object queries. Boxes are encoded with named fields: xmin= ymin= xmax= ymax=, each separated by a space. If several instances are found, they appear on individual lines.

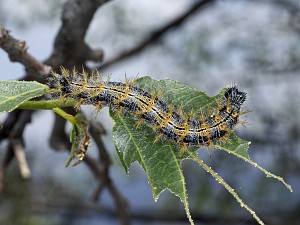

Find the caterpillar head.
xmin=224 ymin=86 xmax=246 ymax=111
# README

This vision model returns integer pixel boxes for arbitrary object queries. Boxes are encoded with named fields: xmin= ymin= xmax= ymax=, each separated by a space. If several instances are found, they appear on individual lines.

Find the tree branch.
xmin=45 ymin=0 xmax=109 ymax=69
xmin=0 ymin=24 xmax=52 ymax=81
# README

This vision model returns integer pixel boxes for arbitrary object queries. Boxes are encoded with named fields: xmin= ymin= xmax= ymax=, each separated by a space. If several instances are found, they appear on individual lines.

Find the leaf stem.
xmin=52 ymin=107 xmax=77 ymax=124
xmin=189 ymin=153 xmax=265 ymax=225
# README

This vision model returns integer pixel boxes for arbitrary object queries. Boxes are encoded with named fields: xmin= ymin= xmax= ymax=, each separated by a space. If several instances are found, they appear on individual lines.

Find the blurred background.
xmin=0 ymin=0 xmax=300 ymax=224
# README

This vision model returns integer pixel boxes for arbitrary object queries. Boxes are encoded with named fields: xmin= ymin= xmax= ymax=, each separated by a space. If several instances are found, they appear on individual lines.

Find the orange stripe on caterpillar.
xmin=47 ymin=69 xmax=246 ymax=148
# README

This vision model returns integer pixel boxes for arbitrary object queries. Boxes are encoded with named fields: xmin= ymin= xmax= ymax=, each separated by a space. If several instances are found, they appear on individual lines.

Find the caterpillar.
xmin=47 ymin=68 xmax=246 ymax=150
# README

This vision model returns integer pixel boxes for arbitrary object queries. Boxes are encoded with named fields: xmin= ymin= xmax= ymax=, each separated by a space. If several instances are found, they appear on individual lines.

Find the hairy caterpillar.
xmin=47 ymin=68 xmax=246 ymax=150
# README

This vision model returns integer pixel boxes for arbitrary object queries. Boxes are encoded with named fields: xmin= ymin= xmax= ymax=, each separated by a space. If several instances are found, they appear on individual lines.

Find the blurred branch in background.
xmin=45 ymin=0 xmax=105 ymax=69
xmin=98 ymin=0 xmax=215 ymax=70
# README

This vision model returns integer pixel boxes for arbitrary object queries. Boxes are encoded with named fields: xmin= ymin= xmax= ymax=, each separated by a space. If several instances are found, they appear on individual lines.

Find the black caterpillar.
xmin=48 ymin=69 xmax=246 ymax=148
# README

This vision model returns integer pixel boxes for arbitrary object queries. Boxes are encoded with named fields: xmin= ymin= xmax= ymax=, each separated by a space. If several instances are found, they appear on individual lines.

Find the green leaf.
xmin=0 ymin=80 xmax=49 ymax=113
xmin=112 ymin=113 xmax=194 ymax=224
xmin=111 ymin=76 xmax=249 ymax=224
